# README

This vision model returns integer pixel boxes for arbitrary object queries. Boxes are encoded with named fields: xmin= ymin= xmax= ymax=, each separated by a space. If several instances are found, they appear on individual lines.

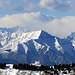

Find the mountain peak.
xmin=0 ymin=29 xmax=75 ymax=65
xmin=67 ymin=32 xmax=75 ymax=40
xmin=39 ymin=30 xmax=54 ymax=39
xmin=69 ymin=32 xmax=75 ymax=37
xmin=23 ymin=30 xmax=54 ymax=40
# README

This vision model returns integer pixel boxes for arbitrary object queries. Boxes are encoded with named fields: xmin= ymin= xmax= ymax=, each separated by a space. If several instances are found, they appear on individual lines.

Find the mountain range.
xmin=0 ymin=27 xmax=75 ymax=66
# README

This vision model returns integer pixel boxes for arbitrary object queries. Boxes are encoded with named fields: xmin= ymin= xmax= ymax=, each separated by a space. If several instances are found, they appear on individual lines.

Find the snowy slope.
xmin=0 ymin=64 xmax=44 ymax=75
xmin=0 ymin=27 xmax=75 ymax=66
xmin=0 ymin=69 xmax=44 ymax=75
xmin=67 ymin=32 xmax=75 ymax=50
xmin=0 ymin=64 xmax=74 ymax=75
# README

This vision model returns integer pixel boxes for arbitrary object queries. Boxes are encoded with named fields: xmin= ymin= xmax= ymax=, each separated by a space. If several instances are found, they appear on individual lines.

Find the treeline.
xmin=0 ymin=63 xmax=6 ymax=69
xmin=13 ymin=63 xmax=75 ymax=72
xmin=54 ymin=63 xmax=75 ymax=70
xmin=13 ymin=64 xmax=52 ymax=71
xmin=54 ymin=63 xmax=75 ymax=73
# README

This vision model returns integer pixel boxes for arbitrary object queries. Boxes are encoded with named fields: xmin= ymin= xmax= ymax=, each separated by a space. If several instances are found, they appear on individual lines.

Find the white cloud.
xmin=44 ymin=16 xmax=75 ymax=37
xmin=39 ymin=0 xmax=71 ymax=12
xmin=0 ymin=12 xmax=75 ymax=37
xmin=0 ymin=0 xmax=75 ymax=13
xmin=0 ymin=0 xmax=39 ymax=11
xmin=0 ymin=12 xmax=53 ymax=27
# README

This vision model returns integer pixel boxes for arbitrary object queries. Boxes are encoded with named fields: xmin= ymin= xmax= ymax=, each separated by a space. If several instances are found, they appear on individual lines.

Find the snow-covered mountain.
xmin=0 ymin=27 xmax=75 ymax=66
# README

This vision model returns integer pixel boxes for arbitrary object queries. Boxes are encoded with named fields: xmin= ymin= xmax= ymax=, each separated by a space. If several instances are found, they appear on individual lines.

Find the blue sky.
xmin=0 ymin=0 xmax=75 ymax=18
xmin=0 ymin=0 xmax=75 ymax=37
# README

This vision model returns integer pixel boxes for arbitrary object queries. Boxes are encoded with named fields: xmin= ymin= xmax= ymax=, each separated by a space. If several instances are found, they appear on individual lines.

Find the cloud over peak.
xmin=0 ymin=12 xmax=75 ymax=37
xmin=0 ymin=12 xmax=54 ymax=27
